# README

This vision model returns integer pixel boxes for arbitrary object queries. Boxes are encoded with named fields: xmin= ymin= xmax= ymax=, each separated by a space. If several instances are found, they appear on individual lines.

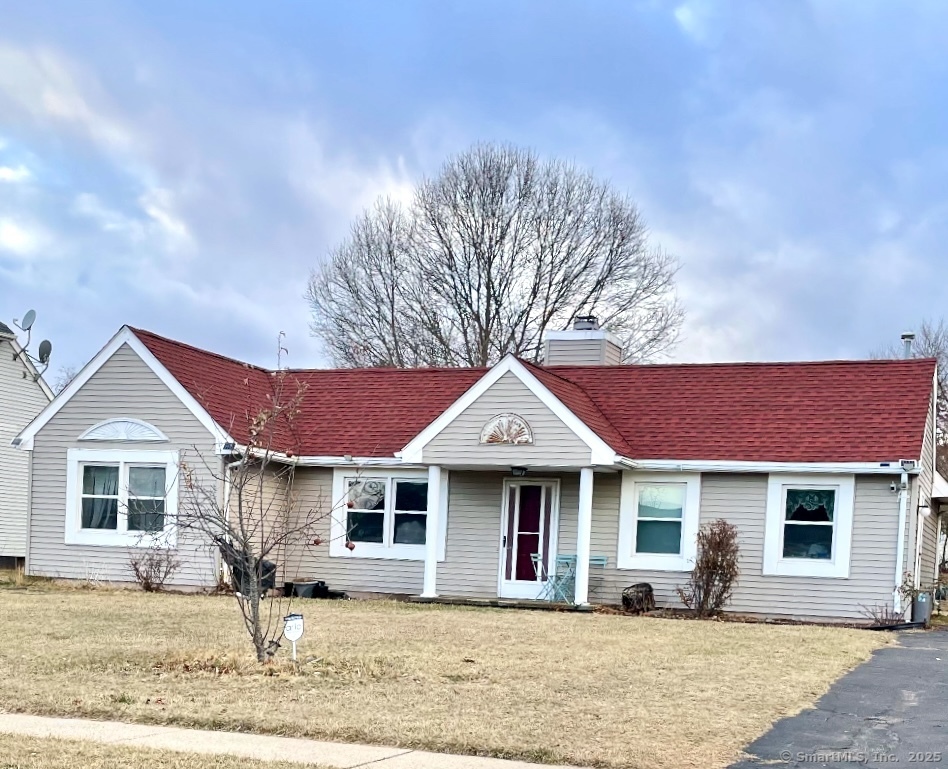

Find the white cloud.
xmin=0 ymin=44 xmax=135 ymax=155
xmin=0 ymin=218 xmax=42 ymax=256
xmin=0 ymin=164 xmax=31 ymax=182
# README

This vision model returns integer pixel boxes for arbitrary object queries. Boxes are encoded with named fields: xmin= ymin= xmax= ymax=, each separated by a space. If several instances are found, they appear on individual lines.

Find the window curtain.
xmin=83 ymin=466 xmax=119 ymax=529
xmin=785 ymin=489 xmax=835 ymax=521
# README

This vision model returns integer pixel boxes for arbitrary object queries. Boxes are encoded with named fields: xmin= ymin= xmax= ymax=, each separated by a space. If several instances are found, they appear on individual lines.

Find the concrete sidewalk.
xmin=0 ymin=712 xmax=583 ymax=769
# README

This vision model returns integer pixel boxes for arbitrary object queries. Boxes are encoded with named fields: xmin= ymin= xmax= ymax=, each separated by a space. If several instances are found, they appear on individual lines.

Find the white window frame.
xmin=763 ymin=474 xmax=854 ymax=578
xmin=65 ymin=448 xmax=179 ymax=548
xmin=617 ymin=471 xmax=701 ymax=571
xmin=329 ymin=468 xmax=448 ymax=561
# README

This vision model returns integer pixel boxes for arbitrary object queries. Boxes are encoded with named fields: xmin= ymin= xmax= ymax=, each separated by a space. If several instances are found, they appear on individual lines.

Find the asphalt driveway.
xmin=732 ymin=631 xmax=948 ymax=768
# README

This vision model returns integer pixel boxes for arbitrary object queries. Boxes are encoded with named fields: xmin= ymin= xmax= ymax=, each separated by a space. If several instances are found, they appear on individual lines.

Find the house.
xmin=12 ymin=321 xmax=944 ymax=620
xmin=0 ymin=320 xmax=53 ymax=567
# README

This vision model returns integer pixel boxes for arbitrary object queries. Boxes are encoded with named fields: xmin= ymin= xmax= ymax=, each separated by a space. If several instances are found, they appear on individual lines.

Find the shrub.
xmin=128 ymin=543 xmax=181 ymax=592
xmin=677 ymin=519 xmax=740 ymax=618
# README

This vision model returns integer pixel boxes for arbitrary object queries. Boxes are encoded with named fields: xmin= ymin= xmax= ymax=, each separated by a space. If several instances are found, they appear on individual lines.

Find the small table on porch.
xmin=532 ymin=554 xmax=608 ymax=603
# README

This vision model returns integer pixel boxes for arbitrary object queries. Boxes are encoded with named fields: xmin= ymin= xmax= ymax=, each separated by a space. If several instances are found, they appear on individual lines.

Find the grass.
xmin=0 ymin=582 xmax=887 ymax=769
xmin=0 ymin=733 xmax=320 ymax=769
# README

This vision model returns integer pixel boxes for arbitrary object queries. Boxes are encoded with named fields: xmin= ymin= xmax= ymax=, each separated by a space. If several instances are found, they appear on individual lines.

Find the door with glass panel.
xmin=498 ymin=480 xmax=559 ymax=600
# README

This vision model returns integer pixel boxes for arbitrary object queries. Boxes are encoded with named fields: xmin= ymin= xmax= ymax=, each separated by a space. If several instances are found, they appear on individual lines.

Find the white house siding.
xmin=27 ymin=343 xmax=218 ymax=586
xmin=422 ymin=371 xmax=591 ymax=467
xmin=0 ymin=338 xmax=50 ymax=560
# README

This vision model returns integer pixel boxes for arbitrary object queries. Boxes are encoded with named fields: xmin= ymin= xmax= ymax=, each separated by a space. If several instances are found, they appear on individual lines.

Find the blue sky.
xmin=2 ymin=1 xmax=947 ymax=375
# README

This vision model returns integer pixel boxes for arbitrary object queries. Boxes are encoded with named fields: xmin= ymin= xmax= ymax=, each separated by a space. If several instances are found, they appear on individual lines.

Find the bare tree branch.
xmin=307 ymin=143 xmax=683 ymax=367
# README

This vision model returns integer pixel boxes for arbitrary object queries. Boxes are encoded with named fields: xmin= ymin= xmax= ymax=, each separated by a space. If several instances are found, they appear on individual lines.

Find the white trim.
xmin=620 ymin=458 xmax=916 ymax=475
xmin=497 ymin=477 xmax=561 ymax=600
xmin=894 ymin=471 xmax=909 ymax=612
xmin=328 ymin=467 xmax=448 ymax=561
xmin=421 ymin=465 xmax=442 ymax=597
xmin=13 ymin=326 xmax=233 ymax=451
xmin=762 ymin=474 xmax=854 ymax=578
xmin=79 ymin=418 xmax=169 ymax=442
xmin=573 ymin=467 xmax=594 ymax=606
xmin=544 ymin=328 xmax=623 ymax=347
xmin=65 ymin=448 xmax=179 ymax=547
xmin=617 ymin=471 xmax=701 ymax=571
xmin=398 ymin=354 xmax=617 ymax=465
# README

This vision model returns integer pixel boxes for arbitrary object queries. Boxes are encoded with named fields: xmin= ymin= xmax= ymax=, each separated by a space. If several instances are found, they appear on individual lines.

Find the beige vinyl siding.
xmin=422 ymin=372 xmax=591 ymax=467
xmin=28 ymin=343 xmax=218 ymax=587
xmin=281 ymin=468 xmax=903 ymax=619
xmin=0 ymin=339 xmax=51 ymax=559
xmin=916 ymin=388 xmax=938 ymax=583
xmin=437 ymin=471 xmax=505 ymax=597
xmin=284 ymin=467 xmax=424 ymax=594
xmin=585 ymin=473 xmax=900 ymax=619
xmin=543 ymin=338 xmax=622 ymax=366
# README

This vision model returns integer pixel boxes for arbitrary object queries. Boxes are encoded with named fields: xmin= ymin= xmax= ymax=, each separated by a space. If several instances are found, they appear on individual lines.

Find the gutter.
xmin=616 ymin=457 xmax=919 ymax=475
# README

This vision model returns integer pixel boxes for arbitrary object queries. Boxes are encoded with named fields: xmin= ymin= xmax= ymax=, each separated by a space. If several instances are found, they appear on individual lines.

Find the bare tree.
xmin=52 ymin=365 xmax=79 ymax=394
xmin=874 ymin=318 xmax=948 ymax=476
xmin=308 ymin=143 xmax=683 ymax=367
xmin=176 ymin=367 xmax=334 ymax=663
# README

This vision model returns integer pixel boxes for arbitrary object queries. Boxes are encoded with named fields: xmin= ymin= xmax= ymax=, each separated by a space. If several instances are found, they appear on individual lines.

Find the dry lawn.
xmin=0 ymin=584 xmax=886 ymax=769
xmin=0 ymin=733 xmax=319 ymax=769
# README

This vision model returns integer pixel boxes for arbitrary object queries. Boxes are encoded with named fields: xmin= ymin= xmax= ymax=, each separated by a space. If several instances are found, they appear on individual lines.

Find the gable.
xmin=421 ymin=371 xmax=594 ymax=467
xmin=33 ymin=343 xmax=218 ymax=452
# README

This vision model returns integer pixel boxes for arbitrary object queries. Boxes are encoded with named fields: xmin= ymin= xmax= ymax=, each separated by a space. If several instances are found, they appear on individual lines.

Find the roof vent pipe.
xmin=901 ymin=332 xmax=915 ymax=359
xmin=573 ymin=315 xmax=599 ymax=331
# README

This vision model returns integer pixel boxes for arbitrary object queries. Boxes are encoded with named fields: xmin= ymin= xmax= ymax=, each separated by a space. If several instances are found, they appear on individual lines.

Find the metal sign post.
xmin=283 ymin=613 xmax=304 ymax=661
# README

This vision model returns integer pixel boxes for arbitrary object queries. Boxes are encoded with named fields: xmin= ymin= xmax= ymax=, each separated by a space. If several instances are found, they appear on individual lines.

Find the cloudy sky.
xmin=1 ymin=1 xmax=946 ymax=376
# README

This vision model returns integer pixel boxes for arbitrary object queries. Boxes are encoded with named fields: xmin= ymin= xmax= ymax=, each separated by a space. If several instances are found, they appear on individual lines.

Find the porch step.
xmin=407 ymin=595 xmax=595 ymax=612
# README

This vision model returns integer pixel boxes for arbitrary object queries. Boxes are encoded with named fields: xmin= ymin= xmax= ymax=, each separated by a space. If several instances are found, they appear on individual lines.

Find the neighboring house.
xmin=0 ymin=320 xmax=53 ymax=567
xmin=12 ymin=321 xmax=945 ymax=619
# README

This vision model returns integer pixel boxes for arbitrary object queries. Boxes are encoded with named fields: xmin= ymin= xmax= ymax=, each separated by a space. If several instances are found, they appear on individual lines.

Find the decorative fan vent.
xmin=79 ymin=418 xmax=169 ymax=442
xmin=479 ymin=413 xmax=533 ymax=445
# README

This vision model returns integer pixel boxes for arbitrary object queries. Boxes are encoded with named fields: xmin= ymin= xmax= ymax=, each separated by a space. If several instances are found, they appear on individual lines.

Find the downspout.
xmin=24 ymin=450 xmax=33 ymax=575
xmin=893 ymin=471 xmax=909 ymax=614
xmin=219 ymin=457 xmax=242 ymax=583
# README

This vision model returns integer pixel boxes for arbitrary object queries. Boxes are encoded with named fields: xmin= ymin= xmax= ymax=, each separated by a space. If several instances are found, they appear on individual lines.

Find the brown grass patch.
xmin=0 ymin=587 xmax=887 ymax=769
xmin=0 ymin=733 xmax=321 ymax=769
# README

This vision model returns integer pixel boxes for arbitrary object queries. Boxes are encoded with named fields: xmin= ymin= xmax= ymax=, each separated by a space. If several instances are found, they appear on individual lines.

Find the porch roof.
xmin=132 ymin=327 xmax=935 ymax=464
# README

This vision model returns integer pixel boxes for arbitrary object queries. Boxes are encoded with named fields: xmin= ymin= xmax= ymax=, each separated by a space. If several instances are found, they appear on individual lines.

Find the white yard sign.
xmin=284 ymin=613 xmax=304 ymax=660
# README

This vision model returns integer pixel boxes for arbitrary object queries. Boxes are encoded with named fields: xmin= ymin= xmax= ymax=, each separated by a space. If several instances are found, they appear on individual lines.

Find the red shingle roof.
xmin=131 ymin=328 xmax=934 ymax=463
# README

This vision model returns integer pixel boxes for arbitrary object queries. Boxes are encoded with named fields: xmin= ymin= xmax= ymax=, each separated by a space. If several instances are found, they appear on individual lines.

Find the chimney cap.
xmin=573 ymin=315 xmax=599 ymax=331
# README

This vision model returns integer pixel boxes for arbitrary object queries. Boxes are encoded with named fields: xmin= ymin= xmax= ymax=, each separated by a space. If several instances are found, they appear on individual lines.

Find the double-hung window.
xmin=66 ymin=449 xmax=178 ymax=546
xmin=330 ymin=469 xmax=447 ymax=560
xmin=617 ymin=472 xmax=701 ymax=571
xmin=763 ymin=475 xmax=854 ymax=578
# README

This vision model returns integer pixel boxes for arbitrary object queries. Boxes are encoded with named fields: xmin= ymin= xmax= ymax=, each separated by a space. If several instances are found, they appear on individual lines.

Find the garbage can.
xmin=912 ymin=592 xmax=933 ymax=625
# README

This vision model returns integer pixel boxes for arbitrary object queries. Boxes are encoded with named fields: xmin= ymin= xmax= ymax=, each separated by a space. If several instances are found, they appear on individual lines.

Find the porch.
xmin=419 ymin=465 xmax=609 ymax=606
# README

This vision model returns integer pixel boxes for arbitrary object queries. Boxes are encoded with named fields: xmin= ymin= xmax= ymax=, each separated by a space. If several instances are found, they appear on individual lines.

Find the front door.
xmin=499 ymin=480 xmax=559 ymax=599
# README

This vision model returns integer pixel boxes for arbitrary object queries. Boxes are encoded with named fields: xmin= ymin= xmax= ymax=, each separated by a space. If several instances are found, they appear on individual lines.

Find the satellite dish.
xmin=21 ymin=309 xmax=36 ymax=331
xmin=38 ymin=339 xmax=52 ymax=365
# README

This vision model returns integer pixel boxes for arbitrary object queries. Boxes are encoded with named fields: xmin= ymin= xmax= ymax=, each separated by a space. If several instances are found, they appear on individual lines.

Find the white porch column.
xmin=421 ymin=464 xmax=442 ymax=598
xmin=574 ymin=467 xmax=594 ymax=606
